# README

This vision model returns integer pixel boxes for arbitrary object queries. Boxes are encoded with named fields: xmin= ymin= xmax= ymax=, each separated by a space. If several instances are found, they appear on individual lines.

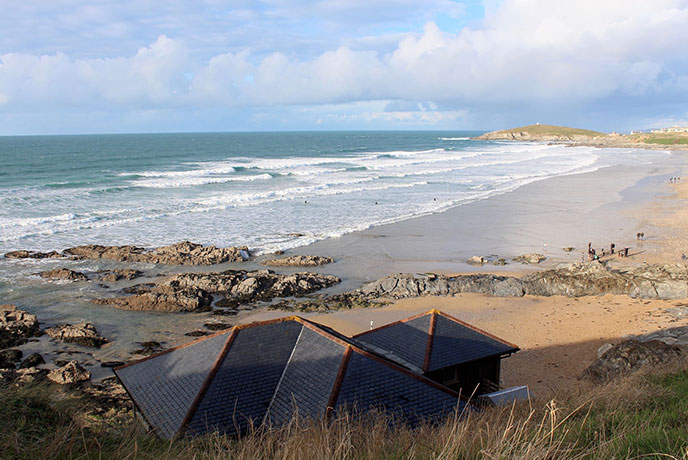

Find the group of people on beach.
xmin=670 ymin=177 xmax=681 ymax=183
xmin=587 ymin=242 xmax=629 ymax=261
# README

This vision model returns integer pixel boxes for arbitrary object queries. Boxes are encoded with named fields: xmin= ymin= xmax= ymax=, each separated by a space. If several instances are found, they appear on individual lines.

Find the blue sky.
xmin=1 ymin=0 xmax=688 ymax=135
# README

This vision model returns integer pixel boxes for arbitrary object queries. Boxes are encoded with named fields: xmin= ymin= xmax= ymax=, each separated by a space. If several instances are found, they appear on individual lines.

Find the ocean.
xmin=0 ymin=131 xmax=663 ymax=255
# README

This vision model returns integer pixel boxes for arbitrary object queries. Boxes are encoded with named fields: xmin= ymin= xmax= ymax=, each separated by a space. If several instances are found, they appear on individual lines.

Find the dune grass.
xmin=2 ymin=363 xmax=688 ymax=460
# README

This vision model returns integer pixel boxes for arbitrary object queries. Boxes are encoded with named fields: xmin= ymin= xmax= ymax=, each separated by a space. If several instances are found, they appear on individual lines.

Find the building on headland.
xmin=114 ymin=310 xmax=520 ymax=438
xmin=651 ymin=126 xmax=688 ymax=133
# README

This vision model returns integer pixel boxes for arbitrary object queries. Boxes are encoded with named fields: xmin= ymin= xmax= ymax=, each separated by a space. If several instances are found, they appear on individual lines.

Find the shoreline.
xmin=2 ymin=145 xmax=687 ymax=389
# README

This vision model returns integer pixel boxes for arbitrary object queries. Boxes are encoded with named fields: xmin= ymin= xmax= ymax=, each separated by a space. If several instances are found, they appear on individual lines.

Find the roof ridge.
xmin=262 ymin=325 xmax=306 ymax=425
xmin=178 ymin=327 xmax=239 ymax=434
xmin=435 ymin=310 xmax=520 ymax=350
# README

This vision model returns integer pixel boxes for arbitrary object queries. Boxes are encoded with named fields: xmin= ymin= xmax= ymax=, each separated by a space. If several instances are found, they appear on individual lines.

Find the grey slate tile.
xmin=335 ymin=352 xmax=461 ymax=425
xmin=266 ymin=327 xmax=345 ymax=425
xmin=429 ymin=315 xmax=516 ymax=371
xmin=355 ymin=315 xmax=430 ymax=369
xmin=186 ymin=321 xmax=303 ymax=436
xmin=115 ymin=331 xmax=230 ymax=439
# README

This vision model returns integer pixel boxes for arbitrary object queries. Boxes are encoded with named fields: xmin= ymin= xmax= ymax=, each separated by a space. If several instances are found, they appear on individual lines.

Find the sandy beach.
xmin=238 ymin=148 xmax=688 ymax=398
xmin=3 ymin=145 xmax=688 ymax=392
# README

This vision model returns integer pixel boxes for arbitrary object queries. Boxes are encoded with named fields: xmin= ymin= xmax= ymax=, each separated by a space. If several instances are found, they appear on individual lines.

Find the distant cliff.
xmin=475 ymin=124 xmax=607 ymax=141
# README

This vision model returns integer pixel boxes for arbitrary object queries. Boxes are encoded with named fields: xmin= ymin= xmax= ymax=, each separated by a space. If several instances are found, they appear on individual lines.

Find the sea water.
xmin=0 ymin=131 xmax=664 ymax=255
xmin=0 ymin=131 xmax=670 ymax=363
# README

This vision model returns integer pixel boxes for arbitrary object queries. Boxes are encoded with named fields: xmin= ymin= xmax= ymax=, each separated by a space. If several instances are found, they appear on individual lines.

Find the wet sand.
xmin=240 ymin=149 xmax=688 ymax=398
xmin=4 ymin=147 xmax=687 ymax=386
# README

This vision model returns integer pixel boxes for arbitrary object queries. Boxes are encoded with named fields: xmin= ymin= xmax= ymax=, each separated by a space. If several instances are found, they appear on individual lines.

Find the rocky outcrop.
xmin=63 ymin=241 xmax=250 ymax=265
xmin=0 ymin=349 xmax=22 ymax=367
xmin=4 ymin=250 xmax=62 ymax=259
xmin=263 ymin=255 xmax=334 ymax=267
xmin=475 ymin=125 xmax=606 ymax=142
xmin=45 ymin=322 xmax=109 ymax=348
xmin=466 ymin=256 xmax=487 ymax=265
xmin=359 ymin=273 xmax=525 ymax=299
xmin=47 ymin=361 xmax=91 ymax=384
xmin=0 ymin=305 xmax=40 ymax=349
xmin=358 ymin=263 xmax=688 ymax=300
xmin=96 ymin=269 xmax=143 ymax=283
xmin=38 ymin=268 xmax=89 ymax=282
xmin=95 ymin=286 xmax=213 ymax=313
xmin=94 ymin=269 xmax=340 ymax=313
xmin=19 ymin=353 xmax=45 ymax=369
xmin=581 ymin=340 xmax=685 ymax=383
xmin=513 ymin=253 xmax=546 ymax=264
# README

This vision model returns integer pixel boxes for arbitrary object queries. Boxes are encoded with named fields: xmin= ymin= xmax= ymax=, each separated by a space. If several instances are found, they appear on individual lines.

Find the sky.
xmin=1 ymin=0 xmax=688 ymax=135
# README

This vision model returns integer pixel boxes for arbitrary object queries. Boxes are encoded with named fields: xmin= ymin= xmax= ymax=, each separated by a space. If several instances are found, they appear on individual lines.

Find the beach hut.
xmin=353 ymin=310 xmax=519 ymax=396
xmin=114 ymin=316 xmax=465 ymax=439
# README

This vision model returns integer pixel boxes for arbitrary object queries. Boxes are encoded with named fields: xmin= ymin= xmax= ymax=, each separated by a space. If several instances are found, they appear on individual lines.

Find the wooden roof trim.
xmin=423 ymin=311 xmax=437 ymax=372
xmin=178 ymin=327 xmax=239 ymax=434
xmin=351 ymin=310 xmax=432 ymax=338
xmin=114 ymin=315 xmax=303 ymax=371
xmin=326 ymin=346 xmax=352 ymax=415
xmin=436 ymin=310 xmax=520 ymax=351
xmin=112 ymin=372 xmax=159 ymax=436
xmin=114 ymin=328 xmax=233 ymax=371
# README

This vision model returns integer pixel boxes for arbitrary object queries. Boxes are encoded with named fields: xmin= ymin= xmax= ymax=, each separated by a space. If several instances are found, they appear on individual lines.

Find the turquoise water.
xmin=0 ymin=131 xmax=664 ymax=254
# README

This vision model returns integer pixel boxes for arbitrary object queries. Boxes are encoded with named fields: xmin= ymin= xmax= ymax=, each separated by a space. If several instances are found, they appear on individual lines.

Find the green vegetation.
xmin=3 ymin=364 xmax=688 ymax=459
xmin=643 ymin=137 xmax=688 ymax=145
xmin=488 ymin=124 xmax=606 ymax=137
xmin=626 ymin=132 xmax=688 ymax=146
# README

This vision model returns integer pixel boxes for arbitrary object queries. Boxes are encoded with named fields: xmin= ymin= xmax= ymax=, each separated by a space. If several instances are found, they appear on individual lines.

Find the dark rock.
xmin=38 ymin=268 xmax=89 ymax=282
xmin=93 ymin=270 xmax=339 ymax=313
xmin=0 ymin=305 xmax=40 ymax=349
xmin=133 ymin=341 xmax=164 ymax=356
xmin=203 ymin=323 xmax=232 ymax=331
xmin=47 ymin=360 xmax=91 ymax=384
xmin=4 ymin=250 xmax=62 ymax=259
xmin=0 ymin=349 xmax=22 ymax=363
xmin=581 ymin=340 xmax=685 ymax=382
xmin=263 ymin=255 xmax=334 ymax=267
xmin=63 ymin=241 xmax=250 ymax=265
xmin=211 ymin=309 xmax=238 ymax=316
xmin=100 ymin=361 xmax=125 ymax=368
xmin=96 ymin=269 xmax=143 ymax=283
xmin=185 ymin=330 xmax=209 ymax=337
xmin=215 ymin=297 xmax=240 ymax=309
xmin=357 ymin=263 xmax=688 ymax=300
xmin=45 ymin=322 xmax=109 ymax=348
xmin=269 ymin=292 xmax=386 ymax=312
xmin=95 ymin=286 xmax=213 ymax=313
xmin=0 ymin=368 xmax=15 ymax=383
xmin=19 ymin=353 xmax=45 ymax=369
xmin=0 ymin=360 xmax=15 ymax=370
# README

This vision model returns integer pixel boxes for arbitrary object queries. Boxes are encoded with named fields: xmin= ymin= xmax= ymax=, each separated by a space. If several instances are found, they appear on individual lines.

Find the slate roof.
xmin=353 ymin=310 xmax=519 ymax=373
xmin=115 ymin=315 xmax=465 ymax=439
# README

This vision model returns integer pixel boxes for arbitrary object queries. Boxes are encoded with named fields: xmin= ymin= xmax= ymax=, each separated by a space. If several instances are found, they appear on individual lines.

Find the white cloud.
xmin=1 ymin=0 xmax=688 ymax=132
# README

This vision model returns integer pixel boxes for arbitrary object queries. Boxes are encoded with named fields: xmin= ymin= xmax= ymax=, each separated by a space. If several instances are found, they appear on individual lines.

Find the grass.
xmin=626 ymin=132 xmax=688 ymax=145
xmin=487 ymin=124 xmax=606 ymax=137
xmin=3 ymin=363 xmax=688 ymax=459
